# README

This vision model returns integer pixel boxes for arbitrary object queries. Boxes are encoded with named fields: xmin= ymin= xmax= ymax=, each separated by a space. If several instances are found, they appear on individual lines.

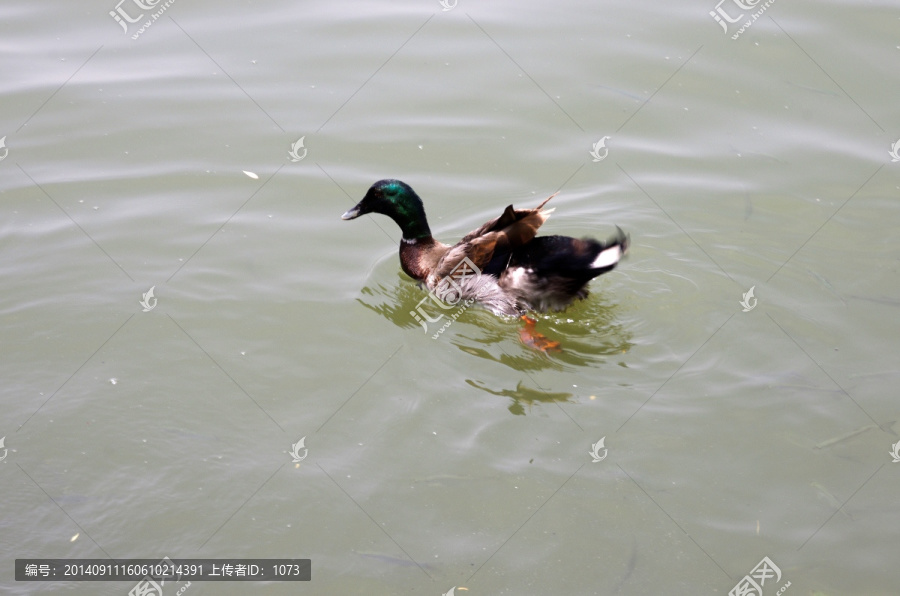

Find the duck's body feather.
xmin=342 ymin=180 xmax=628 ymax=316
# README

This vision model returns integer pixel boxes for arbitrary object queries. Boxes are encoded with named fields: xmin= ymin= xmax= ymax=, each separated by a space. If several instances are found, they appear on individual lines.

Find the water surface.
xmin=2 ymin=0 xmax=899 ymax=594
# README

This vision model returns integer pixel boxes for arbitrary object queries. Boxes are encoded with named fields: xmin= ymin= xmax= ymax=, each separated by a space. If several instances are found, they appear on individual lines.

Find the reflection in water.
xmin=358 ymin=271 xmax=634 ymax=375
xmin=466 ymin=379 xmax=573 ymax=416
xmin=357 ymin=271 xmax=428 ymax=333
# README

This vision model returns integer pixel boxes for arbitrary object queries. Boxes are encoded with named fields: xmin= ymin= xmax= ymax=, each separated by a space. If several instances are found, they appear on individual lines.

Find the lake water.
xmin=2 ymin=0 xmax=899 ymax=594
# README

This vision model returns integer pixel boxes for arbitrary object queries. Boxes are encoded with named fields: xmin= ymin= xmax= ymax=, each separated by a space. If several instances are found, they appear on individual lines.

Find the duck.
xmin=341 ymin=179 xmax=629 ymax=317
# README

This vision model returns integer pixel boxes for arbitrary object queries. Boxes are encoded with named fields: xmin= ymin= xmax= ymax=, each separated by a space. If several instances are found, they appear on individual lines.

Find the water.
xmin=2 ymin=0 xmax=899 ymax=594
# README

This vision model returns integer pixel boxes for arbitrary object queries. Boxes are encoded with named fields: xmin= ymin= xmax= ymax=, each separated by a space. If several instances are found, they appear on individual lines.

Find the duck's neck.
xmin=398 ymin=218 xmax=432 ymax=241
xmin=392 ymin=201 xmax=432 ymax=241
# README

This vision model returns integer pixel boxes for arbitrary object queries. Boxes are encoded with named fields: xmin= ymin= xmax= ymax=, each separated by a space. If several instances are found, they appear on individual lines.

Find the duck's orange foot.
xmin=518 ymin=315 xmax=562 ymax=352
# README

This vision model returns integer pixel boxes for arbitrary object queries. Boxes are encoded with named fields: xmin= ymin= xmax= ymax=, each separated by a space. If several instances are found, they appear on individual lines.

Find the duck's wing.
xmin=434 ymin=194 xmax=556 ymax=278
xmin=459 ymin=193 xmax=556 ymax=244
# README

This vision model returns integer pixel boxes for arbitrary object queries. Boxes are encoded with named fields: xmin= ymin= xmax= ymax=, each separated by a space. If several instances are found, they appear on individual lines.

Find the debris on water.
xmin=814 ymin=423 xmax=877 ymax=449
xmin=810 ymin=482 xmax=853 ymax=520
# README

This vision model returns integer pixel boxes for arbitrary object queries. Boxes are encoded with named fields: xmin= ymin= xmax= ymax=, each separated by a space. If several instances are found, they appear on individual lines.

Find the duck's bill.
xmin=341 ymin=205 xmax=361 ymax=220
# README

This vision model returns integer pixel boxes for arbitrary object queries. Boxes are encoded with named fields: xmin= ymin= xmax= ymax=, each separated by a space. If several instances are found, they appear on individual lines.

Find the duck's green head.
xmin=341 ymin=179 xmax=431 ymax=240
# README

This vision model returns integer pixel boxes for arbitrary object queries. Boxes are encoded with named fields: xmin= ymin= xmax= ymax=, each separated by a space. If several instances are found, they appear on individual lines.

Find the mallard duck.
xmin=342 ymin=179 xmax=629 ymax=317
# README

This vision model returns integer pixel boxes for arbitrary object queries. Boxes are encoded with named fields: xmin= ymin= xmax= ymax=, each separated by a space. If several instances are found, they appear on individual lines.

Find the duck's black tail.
xmin=584 ymin=225 xmax=630 ymax=276
xmin=513 ymin=226 xmax=629 ymax=280
xmin=494 ymin=227 xmax=629 ymax=312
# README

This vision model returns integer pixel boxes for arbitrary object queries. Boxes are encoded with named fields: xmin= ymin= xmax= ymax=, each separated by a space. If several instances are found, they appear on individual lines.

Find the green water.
xmin=2 ymin=0 xmax=899 ymax=594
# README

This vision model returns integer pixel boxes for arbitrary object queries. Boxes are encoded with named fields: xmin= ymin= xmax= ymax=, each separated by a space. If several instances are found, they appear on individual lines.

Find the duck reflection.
xmin=358 ymin=273 xmax=633 ymax=373
xmin=466 ymin=379 xmax=573 ymax=416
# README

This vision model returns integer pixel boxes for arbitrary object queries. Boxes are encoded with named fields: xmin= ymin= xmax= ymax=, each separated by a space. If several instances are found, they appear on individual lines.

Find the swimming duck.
xmin=341 ymin=179 xmax=629 ymax=317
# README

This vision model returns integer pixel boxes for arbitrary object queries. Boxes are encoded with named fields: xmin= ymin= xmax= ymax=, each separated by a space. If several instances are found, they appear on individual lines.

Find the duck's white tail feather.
xmin=591 ymin=244 xmax=624 ymax=269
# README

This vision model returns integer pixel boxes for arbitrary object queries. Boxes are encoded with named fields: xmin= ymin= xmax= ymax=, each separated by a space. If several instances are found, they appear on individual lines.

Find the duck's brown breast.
xmin=399 ymin=237 xmax=446 ymax=281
